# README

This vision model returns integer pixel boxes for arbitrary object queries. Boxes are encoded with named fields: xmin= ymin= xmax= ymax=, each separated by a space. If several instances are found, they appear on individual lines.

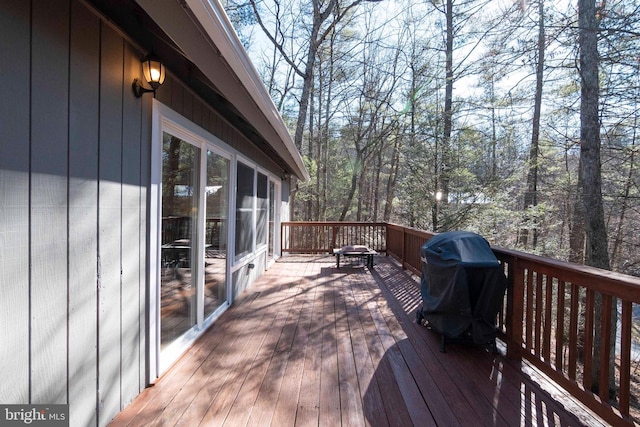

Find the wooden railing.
xmin=385 ymin=223 xmax=436 ymax=275
xmin=281 ymin=221 xmax=640 ymax=425
xmin=163 ymin=216 xmax=225 ymax=246
xmin=281 ymin=221 xmax=386 ymax=253
xmin=493 ymin=247 xmax=640 ymax=426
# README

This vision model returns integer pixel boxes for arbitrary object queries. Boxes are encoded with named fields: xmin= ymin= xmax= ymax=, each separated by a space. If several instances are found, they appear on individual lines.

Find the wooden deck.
xmin=109 ymin=255 xmax=604 ymax=427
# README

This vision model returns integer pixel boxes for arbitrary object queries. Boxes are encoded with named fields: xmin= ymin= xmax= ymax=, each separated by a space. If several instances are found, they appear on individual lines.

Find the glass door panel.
xmin=235 ymin=162 xmax=254 ymax=259
xmin=160 ymin=132 xmax=200 ymax=351
xmin=256 ymin=172 xmax=268 ymax=247
xmin=204 ymin=150 xmax=229 ymax=319
xmin=268 ymin=180 xmax=276 ymax=259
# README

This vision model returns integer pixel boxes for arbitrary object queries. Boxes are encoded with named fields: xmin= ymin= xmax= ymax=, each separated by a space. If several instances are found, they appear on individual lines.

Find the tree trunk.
xmin=611 ymin=110 xmax=637 ymax=270
xmin=520 ymin=0 xmax=545 ymax=250
xmin=384 ymin=136 xmax=400 ymax=222
xmin=306 ymin=78 xmax=315 ymax=221
xmin=373 ymin=148 xmax=382 ymax=221
xmin=339 ymin=159 xmax=360 ymax=222
xmin=578 ymin=0 xmax=613 ymax=397
xmin=579 ymin=0 xmax=610 ymax=271
xmin=441 ymin=0 xmax=454 ymax=211
xmin=569 ymin=156 xmax=586 ymax=264
xmin=165 ymin=136 xmax=182 ymax=210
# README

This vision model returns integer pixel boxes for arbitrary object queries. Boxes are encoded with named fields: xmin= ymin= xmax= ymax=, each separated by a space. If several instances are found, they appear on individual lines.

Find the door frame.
xmin=148 ymin=100 xmax=234 ymax=381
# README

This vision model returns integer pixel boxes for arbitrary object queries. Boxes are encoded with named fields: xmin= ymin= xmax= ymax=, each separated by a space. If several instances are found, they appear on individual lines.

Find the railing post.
xmin=281 ymin=222 xmax=285 ymax=253
xmin=506 ymin=257 xmax=524 ymax=360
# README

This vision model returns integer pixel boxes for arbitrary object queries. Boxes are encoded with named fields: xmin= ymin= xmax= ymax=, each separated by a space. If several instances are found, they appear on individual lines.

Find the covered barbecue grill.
xmin=416 ymin=231 xmax=508 ymax=351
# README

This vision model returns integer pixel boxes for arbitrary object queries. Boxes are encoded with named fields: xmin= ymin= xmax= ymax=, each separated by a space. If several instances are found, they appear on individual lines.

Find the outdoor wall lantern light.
xmin=133 ymin=57 xmax=165 ymax=97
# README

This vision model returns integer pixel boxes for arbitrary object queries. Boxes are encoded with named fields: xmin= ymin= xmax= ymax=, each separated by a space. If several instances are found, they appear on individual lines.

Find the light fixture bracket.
xmin=132 ymin=78 xmax=156 ymax=98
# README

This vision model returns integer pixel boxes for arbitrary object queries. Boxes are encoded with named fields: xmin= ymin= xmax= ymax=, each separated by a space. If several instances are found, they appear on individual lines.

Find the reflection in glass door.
xmin=160 ymin=132 xmax=200 ymax=351
xmin=204 ymin=150 xmax=229 ymax=319
xmin=152 ymin=104 xmax=234 ymax=378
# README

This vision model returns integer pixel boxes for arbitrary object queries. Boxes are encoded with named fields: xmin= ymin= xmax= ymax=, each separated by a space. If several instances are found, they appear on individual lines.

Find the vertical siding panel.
xmin=30 ymin=0 xmax=69 ymax=404
xmin=0 ymin=0 xmax=30 ymax=404
xmin=68 ymin=2 xmax=99 ymax=425
xmin=211 ymin=111 xmax=219 ymax=138
xmin=121 ymin=44 xmax=143 ymax=407
xmin=98 ymin=24 xmax=123 ymax=425
xmin=139 ymin=83 xmax=151 ymax=390
xmin=156 ymin=75 xmax=171 ymax=106
xmin=192 ymin=98 xmax=202 ymax=127
xmin=216 ymin=113 xmax=224 ymax=142
xmin=202 ymin=108 xmax=213 ymax=135
xmin=171 ymin=78 xmax=184 ymax=115
xmin=183 ymin=90 xmax=193 ymax=121
xmin=210 ymin=111 xmax=219 ymax=139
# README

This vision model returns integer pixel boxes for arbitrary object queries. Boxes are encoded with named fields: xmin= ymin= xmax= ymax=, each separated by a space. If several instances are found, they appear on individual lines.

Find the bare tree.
xmin=578 ymin=0 xmax=613 ymax=397
xmin=249 ymin=0 xmax=380 ymax=150
xmin=337 ymin=27 xmax=401 ymax=221
xmin=520 ymin=0 xmax=546 ymax=250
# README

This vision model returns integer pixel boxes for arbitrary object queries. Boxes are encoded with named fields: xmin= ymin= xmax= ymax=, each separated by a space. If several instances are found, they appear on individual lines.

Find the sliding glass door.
xmin=160 ymin=133 xmax=200 ymax=350
xmin=268 ymin=179 xmax=279 ymax=263
xmin=204 ymin=150 xmax=229 ymax=319
xmin=159 ymin=129 xmax=230 ymax=367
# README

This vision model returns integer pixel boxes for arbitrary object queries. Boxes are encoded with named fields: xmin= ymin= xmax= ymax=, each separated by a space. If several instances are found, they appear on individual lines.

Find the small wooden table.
xmin=333 ymin=246 xmax=377 ymax=268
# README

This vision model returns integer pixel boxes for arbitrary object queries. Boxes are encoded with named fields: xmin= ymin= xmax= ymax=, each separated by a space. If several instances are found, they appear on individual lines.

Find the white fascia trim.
xmin=185 ymin=0 xmax=310 ymax=182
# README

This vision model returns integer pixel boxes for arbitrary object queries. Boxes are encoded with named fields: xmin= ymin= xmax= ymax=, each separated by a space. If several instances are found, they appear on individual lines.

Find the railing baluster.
xmin=568 ymin=283 xmax=579 ymax=380
xmin=598 ymin=294 xmax=613 ymax=401
xmin=619 ymin=300 xmax=632 ymax=417
xmin=535 ymin=272 xmax=543 ymax=356
xmin=543 ymin=275 xmax=553 ymax=362
xmin=555 ymin=280 xmax=566 ymax=372
xmin=583 ymin=289 xmax=595 ymax=392
xmin=507 ymin=258 xmax=524 ymax=360
xmin=526 ymin=269 xmax=534 ymax=352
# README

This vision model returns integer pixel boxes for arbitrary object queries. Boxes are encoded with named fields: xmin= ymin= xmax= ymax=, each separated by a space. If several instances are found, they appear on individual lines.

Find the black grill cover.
xmin=419 ymin=231 xmax=508 ymax=345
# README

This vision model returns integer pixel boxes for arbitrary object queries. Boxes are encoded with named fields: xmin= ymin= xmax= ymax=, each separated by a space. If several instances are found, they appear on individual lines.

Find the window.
xmin=256 ymin=172 xmax=268 ymax=247
xmin=235 ymin=161 xmax=254 ymax=259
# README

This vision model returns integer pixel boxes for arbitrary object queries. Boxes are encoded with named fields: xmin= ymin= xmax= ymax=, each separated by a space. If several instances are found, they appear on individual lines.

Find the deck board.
xmin=318 ymin=267 xmax=342 ymax=427
xmin=109 ymin=255 xmax=603 ymax=427
xmin=294 ymin=264 xmax=324 ymax=427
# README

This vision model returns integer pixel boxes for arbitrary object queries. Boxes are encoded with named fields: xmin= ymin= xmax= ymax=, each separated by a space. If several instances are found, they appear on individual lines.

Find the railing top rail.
xmin=493 ymin=246 xmax=640 ymax=301
xmin=387 ymin=223 xmax=441 ymax=241
xmin=282 ymin=221 xmax=386 ymax=226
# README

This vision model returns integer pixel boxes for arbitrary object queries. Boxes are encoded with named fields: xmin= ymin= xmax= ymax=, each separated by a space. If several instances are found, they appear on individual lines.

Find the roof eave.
xmin=136 ymin=0 xmax=309 ymax=181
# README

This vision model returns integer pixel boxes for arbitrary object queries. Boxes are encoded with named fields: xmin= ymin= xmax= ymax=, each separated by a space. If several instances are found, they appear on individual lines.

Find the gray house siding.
xmin=1 ymin=0 xmax=31 ymax=408
xmin=1 ymin=1 xmax=147 ymax=425
xmin=154 ymin=74 xmax=283 ymax=175
xmin=0 ymin=1 xmax=286 ymax=426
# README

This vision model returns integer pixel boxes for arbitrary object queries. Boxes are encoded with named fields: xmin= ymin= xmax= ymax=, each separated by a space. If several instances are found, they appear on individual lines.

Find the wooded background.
xmin=226 ymin=0 xmax=640 ymax=277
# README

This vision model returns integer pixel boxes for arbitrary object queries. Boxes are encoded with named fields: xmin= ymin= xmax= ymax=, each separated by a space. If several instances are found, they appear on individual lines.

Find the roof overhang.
xmin=129 ymin=0 xmax=309 ymax=181
xmin=186 ymin=0 xmax=309 ymax=180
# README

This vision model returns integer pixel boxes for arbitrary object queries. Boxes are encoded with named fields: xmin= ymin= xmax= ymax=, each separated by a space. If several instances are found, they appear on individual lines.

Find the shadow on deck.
xmin=109 ymin=255 xmax=603 ymax=426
